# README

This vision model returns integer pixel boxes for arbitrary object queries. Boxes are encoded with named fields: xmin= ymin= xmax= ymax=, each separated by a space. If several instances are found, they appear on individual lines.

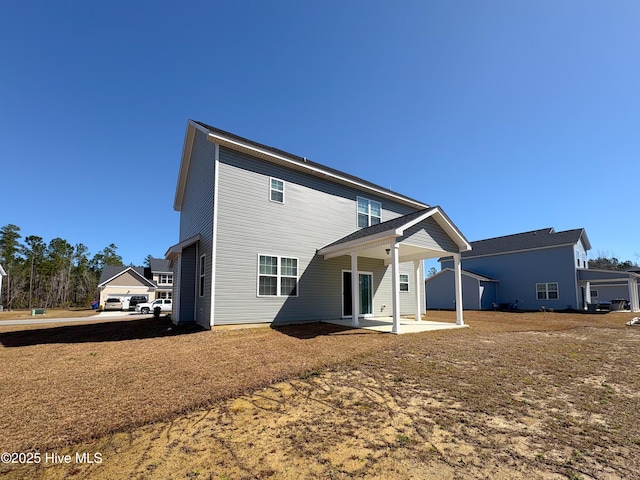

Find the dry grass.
xmin=0 ymin=308 xmax=98 ymax=321
xmin=1 ymin=310 xmax=639 ymax=479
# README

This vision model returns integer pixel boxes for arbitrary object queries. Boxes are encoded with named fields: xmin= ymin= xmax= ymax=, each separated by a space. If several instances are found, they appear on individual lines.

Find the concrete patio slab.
xmin=322 ymin=317 xmax=468 ymax=334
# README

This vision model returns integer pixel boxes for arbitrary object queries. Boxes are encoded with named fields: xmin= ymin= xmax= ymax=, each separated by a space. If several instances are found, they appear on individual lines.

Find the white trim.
xmin=174 ymin=123 xmax=197 ymax=211
xmin=210 ymin=143 xmax=220 ymax=327
xmin=414 ymin=260 xmax=422 ymax=322
xmin=454 ymin=254 xmax=464 ymax=325
xmin=165 ymin=234 xmax=202 ymax=260
xmin=391 ymin=241 xmax=401 ymax=333
xmin=256 ymin=254 xmax=299 ymax=297
xmin=320 ymin=233 xmax=398 ymax=259
xmin=341 ymin=268 xmax=374 ymax=319
xmin=269 ymin=177 xmax=285 ymax=204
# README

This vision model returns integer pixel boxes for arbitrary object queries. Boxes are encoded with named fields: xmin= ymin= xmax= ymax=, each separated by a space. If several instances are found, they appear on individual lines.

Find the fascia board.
xmin=173 ymin=122 xmax=203 ymax=211
xmin=206 ymin=132 xmax=428 ymax=210
xmin=318 ymin=231 xmax=398 ymax=259
xmin=165 ymin=234 xmax=201 ymax=259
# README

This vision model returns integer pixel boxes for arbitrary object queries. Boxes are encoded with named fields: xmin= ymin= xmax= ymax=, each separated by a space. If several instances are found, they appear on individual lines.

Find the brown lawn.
xmin=0 ymin=308 xmax=99 ymax=321
xmin=0 ymin=311 xmax=639 ymax=479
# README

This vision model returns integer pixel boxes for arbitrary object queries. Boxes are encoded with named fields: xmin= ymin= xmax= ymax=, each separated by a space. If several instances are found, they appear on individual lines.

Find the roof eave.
xmin=201 ymin=126 xmax=428 ymax=210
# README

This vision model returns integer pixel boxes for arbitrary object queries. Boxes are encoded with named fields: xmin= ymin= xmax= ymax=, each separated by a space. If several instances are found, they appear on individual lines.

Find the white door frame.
xmin=341 ymin=269 xmax=374 ymax=318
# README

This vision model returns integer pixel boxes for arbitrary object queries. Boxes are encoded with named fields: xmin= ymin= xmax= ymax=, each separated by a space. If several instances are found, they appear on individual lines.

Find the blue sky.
xmin=1 ymin=1 xmax=638 ymax=269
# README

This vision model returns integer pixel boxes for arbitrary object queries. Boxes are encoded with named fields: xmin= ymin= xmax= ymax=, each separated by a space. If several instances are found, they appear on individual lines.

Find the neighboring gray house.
xmin=166 ymin=120 xmax=471 ymax=332
xmin=426 ymin=227 xmax=640 ymax=312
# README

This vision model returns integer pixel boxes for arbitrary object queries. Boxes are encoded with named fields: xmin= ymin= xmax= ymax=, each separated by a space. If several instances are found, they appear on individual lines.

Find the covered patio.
xmin=577 ymin=268 xmax=640 ymax=312
xmin=323 ymin=316 xmax=468 ymax=334
xmin=318 ymin=207 xmax=471 ymax=334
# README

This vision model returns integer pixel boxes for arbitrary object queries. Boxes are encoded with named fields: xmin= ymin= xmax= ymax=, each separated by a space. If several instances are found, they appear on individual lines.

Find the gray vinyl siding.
xmin=176 ymin=130 xmax=215 ymax=325
xmin=398 ymin=217 xmax=459 ymax=252
xmin=441 ymin=245 xmax=580 ymax=310
xmin=212 ymin=146 xmax=422 ymax=325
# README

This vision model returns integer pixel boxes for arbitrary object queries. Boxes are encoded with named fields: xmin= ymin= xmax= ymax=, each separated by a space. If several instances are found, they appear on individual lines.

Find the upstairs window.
xmin=357 ymin=197 xmax=381 ymax=228
xmin=159 ymin=274 xmax=173 ymax=284
xmin=270 ymin=178 xmax=285 ymax=203
xmin=258 ymin=255 xmax=298 ymax=297
xmin=536 ymin=282 xmax=558 ymax=300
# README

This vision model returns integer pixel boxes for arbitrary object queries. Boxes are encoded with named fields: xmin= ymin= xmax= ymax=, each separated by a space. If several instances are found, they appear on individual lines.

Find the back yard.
xmin=0 ymin=311 xmax=638 ymax=479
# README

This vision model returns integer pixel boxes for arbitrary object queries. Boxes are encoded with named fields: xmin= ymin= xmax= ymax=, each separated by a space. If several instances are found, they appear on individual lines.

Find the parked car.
xmin=135 ymin=298 xmax=172 ymax=314
xmin=104 ymin=298 xmax=123 ymax=311
xmin=128 ymin=295 xmax=149 ymax=311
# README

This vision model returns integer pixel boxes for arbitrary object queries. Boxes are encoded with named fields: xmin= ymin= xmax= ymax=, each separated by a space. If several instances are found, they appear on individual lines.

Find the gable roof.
xmin=174 ymin=120 xmax=429 ymax=212
xmin=454 ymin=227 xmax=591 ymax=259
xmin=98 ymin=266 xmax=157 ymax=288
xmin=318 ymin=206 xmax=471 ymax=258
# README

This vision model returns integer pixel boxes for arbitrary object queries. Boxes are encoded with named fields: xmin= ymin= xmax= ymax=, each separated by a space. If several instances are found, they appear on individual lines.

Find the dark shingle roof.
xmin=461 ymin=227 xmax=588 ymax=258
xmin=192 ymin=120 xmax=428 ymax=209
xmin=321 ymin=208 xmax=435 ymax=250
xmin=98 ymin=265 xmax=146 ymax=284
xmin=148 ymin=258 xmax=171 ymax=272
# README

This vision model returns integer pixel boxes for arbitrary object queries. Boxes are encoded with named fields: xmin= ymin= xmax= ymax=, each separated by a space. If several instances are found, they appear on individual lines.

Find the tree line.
xmin=0 ymin=224 xmax=125 ymax=310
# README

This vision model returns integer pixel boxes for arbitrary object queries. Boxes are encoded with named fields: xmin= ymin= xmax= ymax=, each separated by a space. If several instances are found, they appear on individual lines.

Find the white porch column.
xmin=629 ymin=278 xmax=640 ymax=313
xmin=414 ymin=259 xmax=422 ymax=321
xmin=584 ymin=281 xmax=591 ymax=309
xmin=350 ymin=252 xmax=359 ymax=327
xmin=391 ymin=242 xmax=401 ymax=334
xmin=453 ymin=253 xmax=464 ymax=326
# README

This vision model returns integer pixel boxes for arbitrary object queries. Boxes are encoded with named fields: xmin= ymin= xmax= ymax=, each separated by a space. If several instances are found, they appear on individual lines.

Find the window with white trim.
xmin=536 ymin=282 xmax=558 ymax=300
xmin=158 ymin=291 xmax=173 ymax=299
xmin=258 ymin=255 xmax=298 ymax=296
xmin=399 ymin=274 xmax=409 ymax=292
xmin=199 ymin=255 xmax=206 ymax=297
xmin=159 ymin=274 xmax=173 ymax=284
xmin=270 ymin=178 xmax=284 ymax=203
xmin=357 ymin=197 xmax=381 ymax=228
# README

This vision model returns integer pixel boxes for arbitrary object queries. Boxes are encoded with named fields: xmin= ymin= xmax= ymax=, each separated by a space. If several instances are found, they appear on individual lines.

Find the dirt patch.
xmin=1 ymin=312 xmax=639 ymax=479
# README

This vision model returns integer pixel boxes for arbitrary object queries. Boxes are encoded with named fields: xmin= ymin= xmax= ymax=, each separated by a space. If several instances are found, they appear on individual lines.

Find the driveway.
xmin=0 ymin=311 xmax=153 ymax=326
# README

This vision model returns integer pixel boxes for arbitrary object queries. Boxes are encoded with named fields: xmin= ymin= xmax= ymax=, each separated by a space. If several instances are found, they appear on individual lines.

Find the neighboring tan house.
xmin=426 ymin=227 xmax=640 ymax=312
xmin=97 ymin=259 xmax=174 ymax=309
xmin=165 ymin=120 xmax=471 ymax=333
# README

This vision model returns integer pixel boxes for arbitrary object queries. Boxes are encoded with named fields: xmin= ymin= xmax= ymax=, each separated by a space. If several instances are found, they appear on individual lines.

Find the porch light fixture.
xmin=385 ymin=248 xmax=390 ymax=255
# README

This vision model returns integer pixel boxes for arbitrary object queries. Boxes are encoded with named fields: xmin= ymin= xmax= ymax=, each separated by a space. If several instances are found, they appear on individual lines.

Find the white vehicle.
xmin=135 ymin=299 xmax=172 ymax=314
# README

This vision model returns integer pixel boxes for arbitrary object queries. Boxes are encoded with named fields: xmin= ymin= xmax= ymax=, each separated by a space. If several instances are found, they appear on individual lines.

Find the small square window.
xmin=270 ymin=178 xmax=284 ymax=203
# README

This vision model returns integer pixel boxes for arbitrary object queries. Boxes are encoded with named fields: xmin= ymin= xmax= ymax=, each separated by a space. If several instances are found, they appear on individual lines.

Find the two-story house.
xmin=97 ymin=258 xmax=173 ymax=309
xmin=426 ymin=227 xmax=640 ymax=312
xmin=165 ymin=120 xmax=471 ymax=333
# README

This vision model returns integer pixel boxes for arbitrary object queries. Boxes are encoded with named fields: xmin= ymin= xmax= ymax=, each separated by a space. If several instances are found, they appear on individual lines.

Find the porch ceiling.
xmin=353 ymin=242 xmax=451 ymax=264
